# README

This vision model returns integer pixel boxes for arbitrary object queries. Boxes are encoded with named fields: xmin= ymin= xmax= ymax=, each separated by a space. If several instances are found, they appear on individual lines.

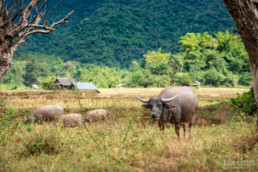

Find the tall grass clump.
xmin=20 ymin=125 xmax=65 ymax=156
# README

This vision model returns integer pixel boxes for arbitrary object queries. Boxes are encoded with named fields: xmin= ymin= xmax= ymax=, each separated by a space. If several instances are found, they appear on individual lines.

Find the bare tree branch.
xmin=24 ymin=10 xmax=74 ymax=37
xmin=0 ymin=0 xmax=74 ymax=79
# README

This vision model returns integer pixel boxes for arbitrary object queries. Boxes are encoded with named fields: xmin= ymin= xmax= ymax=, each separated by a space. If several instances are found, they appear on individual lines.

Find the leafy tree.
xmin=223 ymin=72 xmax=238 ymax=87
xmin=128 ymin=70 xmax=145 ymax=88
xmin=79 ymin=64 xmax=123 ymax=88
xmin=40 ymin=76 xmax=56 ymax=90
xmin=238 ymin=72 xmax=253 ymax=86
xmin=168 ymin=55 xmax=183 ymax=85
xmin=179 ymin=32 xmax=217 ymax=53
xmin=144 ymin=48 xmax=170 ymax=75
xmin=2 ymin=61 xmax=26 ymax=86
xmin=202 ymin=68 xmax=225 ymax=86
xmin=189 ymin=64 xmax=202 ymax=82
xmin=144 ymin=74 xmax=170 ymax=88
xmin=176 ymin=73 xmax=192 ymax=86
xmin=24 ymin=58 xmax=50 ymax=86
xmin=179 ymin=32 xmax=217 ymax=71
xmin=216 ymin=31 xmax=250 ymax=74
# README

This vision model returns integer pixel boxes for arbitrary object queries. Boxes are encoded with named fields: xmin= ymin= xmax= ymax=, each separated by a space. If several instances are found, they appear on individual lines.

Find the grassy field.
xmin=0 ymin=88 xmax=257 ymax=171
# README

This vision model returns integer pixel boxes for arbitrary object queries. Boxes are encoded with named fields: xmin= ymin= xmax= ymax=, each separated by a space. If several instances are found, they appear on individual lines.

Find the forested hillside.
xmin=4 ymin=31 xmax=252 ymax=89
xmin=17 ymin=0 xmax=235 ymax=68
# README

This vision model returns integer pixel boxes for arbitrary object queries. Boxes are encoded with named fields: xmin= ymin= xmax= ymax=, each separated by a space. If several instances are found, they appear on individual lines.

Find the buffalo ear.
xmin=142 ymin=104 xmax=151 ymax=108
xmin=165 ymin=104 xmax=176 ymax=109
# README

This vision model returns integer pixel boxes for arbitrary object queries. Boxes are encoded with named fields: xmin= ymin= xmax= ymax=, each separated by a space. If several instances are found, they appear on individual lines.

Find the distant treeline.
xmin=17 ymin=0 xmax=235 ymax=68
xmin=1 ymin=31 xmax=252 ymax=89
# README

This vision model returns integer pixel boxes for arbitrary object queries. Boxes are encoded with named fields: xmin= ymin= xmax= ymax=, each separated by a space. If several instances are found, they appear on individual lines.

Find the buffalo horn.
xmin=136 ymin=97 xmax=149 ymax=103
xmin=161 ymin=95 xmax=179 ymax=103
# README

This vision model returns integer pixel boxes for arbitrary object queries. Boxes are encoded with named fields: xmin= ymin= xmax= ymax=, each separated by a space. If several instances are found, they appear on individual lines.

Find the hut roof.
xmin=30 ymin=85 xmax=39 ymax=89
xmin=73 ymin=82 xmax=100 ymax=93
xmin=192 ymin=81 xmax=201 ymax=86
xmin=52 ymin=78 xmax=74 ymax=86
xmin=117 ymin=83 xmax=127 ymax=87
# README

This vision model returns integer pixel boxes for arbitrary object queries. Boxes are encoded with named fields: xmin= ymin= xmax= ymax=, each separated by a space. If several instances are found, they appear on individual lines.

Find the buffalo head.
xmin=136 ymin=95 xmax=178 ymax=119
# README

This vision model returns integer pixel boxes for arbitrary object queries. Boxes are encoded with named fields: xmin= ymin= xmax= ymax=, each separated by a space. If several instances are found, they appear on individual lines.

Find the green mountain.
xmin=17 ymin=0 xmax=235 ymax=68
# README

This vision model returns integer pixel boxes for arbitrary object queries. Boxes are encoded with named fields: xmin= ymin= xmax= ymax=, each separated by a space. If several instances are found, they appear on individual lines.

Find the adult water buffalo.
xmin=24 ymin=105 xmax=64 ymax=123
xmin=136 ymin=87 xmax=198 ymax=138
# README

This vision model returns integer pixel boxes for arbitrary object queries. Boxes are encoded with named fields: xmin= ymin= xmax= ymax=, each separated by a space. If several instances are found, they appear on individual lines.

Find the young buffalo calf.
xmin=84 ymin=109 xmax=107 ymax=123
xmin=58 ymin=113 xmax=83 ymax=127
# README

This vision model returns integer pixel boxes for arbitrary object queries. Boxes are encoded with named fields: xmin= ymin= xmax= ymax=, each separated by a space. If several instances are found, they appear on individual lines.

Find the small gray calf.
xmin=84 ymin=109 xmax=107 ymax=123
xmin=58 ymin=113 xmax=83 ymax=127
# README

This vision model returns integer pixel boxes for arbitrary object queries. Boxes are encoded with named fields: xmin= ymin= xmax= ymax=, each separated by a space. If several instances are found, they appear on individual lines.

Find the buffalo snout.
xmin=150 ymin=112 xmax=160 ymax=119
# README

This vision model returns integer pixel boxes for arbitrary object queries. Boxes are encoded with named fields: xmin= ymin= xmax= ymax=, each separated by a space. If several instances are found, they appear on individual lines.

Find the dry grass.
xmin=0 ymin=87 xmax=257 ymax=171
xmin=100 ymin=87 xmax=248 ymax=97
xmin=0 ymin=87 xmax=248 ymax=108
xmin=0 ymin=114 xmax=257 ymax=171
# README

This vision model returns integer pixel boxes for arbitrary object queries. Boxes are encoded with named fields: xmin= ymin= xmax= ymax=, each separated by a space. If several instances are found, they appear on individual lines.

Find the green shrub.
xmin=238 ymin=72 xmax=253 ymax=86
xmin=231 ymin=87 xmax=257 ymax=116
xmin=176 ymin=73 xmax=192 ymax=86
xmin=40 ymin=76 xmax=56 ymax=90
xmin=202 ymin=68 xmax=225 ymax=86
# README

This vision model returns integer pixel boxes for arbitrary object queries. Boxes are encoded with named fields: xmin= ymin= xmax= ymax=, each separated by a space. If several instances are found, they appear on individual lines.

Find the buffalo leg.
xmin=159 ymin=119 xmax=165 ymax=130
xmin=182 ymin=124 xmax=186 ymax=138
xmin=175 ymin=122 xmax=180 ymax=139
xmin=189 ymin=123 xmax=193 ymax=137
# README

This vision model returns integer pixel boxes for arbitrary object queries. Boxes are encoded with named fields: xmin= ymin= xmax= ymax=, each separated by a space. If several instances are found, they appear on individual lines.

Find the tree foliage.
xmin=17 ymin=0 xmax=235 ymax=68
xmin=231 ymin=88 xmax=257 ymax=116
xmin=2 ymin=31 xmax=252 ymax=89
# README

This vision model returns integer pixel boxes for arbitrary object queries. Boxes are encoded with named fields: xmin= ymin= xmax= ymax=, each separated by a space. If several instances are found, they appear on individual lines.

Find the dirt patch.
xmin=196 ymin=118 xmax=212 ymax=126
xmin=197 ymin=102 xmax=233 ymax=125
xmin=211 ymin=106 xmax=229 ymax=123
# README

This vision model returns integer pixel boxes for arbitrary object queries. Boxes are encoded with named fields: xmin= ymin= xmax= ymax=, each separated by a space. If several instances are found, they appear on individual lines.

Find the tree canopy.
xmin=2 ymin=31 xmax=252 ymax=89
xmin=17 ymin=0 xmax=236 ymax=68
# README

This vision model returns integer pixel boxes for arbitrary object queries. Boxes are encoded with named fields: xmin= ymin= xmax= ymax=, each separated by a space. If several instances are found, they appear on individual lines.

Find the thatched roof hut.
xmin=52 ymin=78 xmax=75 ymax=90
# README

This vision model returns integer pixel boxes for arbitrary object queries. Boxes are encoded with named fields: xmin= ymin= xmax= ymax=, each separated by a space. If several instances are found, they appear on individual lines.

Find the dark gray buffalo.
xmin=136 ymin=87 xmax=198 ymax=138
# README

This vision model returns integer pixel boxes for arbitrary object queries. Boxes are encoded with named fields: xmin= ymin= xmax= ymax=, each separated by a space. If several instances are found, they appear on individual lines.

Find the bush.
xmin=176 ymin=73 xmax=192 ymax=86
xmin=238 ymin=72 xmax=253 ymax=86
xmin=21 ymin=127 xmax=65 ymax=156
xmin=202 ymin=68 xmax=225 ymax=86
xmin=223 ymin=73 xmax=239 ymax=87
xmin=231 ymin=87 xmax=257 ymax=116
xmin=144 ymin=75 xmax=170 ymax=87
xmin=40 ymin=76 xmax=56 ymax=90
xmin=128 ymin=70 xmax=145 ymax=87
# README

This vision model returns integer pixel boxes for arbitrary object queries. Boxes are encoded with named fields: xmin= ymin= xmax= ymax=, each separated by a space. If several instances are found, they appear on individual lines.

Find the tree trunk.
xmin=223 ymin=0 xmax=258 ymax=131
xmin=0 ymin=41 xmax=17 ymax=79
xmin=0 ymin=52 xmax=12 ymax=78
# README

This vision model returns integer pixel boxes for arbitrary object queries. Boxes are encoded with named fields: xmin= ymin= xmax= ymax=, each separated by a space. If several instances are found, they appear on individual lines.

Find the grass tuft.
xmin=19 ymin=125 xmax=65 ymax=156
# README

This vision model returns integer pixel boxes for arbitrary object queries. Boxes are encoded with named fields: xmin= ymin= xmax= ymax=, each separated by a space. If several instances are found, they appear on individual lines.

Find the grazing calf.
xmin=58 ymin=113 xmax=83 ymax=127
xmin=84 ymin=109 xmax=107 ymax=123
xmin=137 ymin=87 xmax=198 ymax=138
xmin=24 ymin=105 xmax=64 ymax=124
